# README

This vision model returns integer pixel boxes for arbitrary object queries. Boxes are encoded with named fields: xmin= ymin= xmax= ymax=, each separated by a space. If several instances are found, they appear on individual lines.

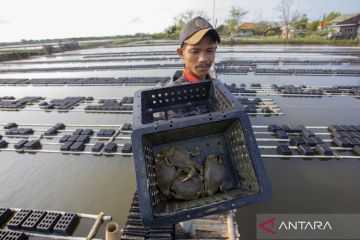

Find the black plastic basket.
xmin=132 ymin=80 xmax=243 ymax=129
xmin=131 ymin=110 xmax=272 ymax=226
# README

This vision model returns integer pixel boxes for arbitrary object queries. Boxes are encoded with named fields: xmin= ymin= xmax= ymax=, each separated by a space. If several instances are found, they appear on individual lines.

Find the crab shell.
xmin=155 ymin=153 xmax=177 ymax=196
xmin=171 ymin=174 xmax=204 ymax=200
xmin=204 ymin=154 xmax=225 ymax=196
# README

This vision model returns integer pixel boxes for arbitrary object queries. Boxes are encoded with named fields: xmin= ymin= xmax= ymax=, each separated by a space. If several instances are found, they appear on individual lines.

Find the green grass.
xmin=221 ymin=37 xmax=358 ymax=46
xmin=0 ymin=49 xmax=40 ymax=61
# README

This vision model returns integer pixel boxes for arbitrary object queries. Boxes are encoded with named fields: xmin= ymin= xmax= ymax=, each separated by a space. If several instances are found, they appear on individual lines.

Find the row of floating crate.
xmin=0 ymin=64 xmax=183 ymax=73
xmin=1 ymin=57 xmax=180 ymax=65
xmin=3 ymin=62 xmax=359 ymax=76
xmin=1 ymin=96 xmax=134 ymax=111
xmin=271 ymin=84 xmax=360 ymax=97
xmin=0 ymin=208 xmax=79 ymax=237
xmin=276 ymin=143 xmax=334 ymax=156
xmin=0 ymin=137 xmax=133 ymax=153
xmin=74 ymin=49 xmax=360 ymax=58
xmin=0 ymin=77 xmax=169 ymax=86
xmin=268 ymin=124 xmax=360 ymax=156
xmin=216 ymin=59 xmax=360 ymax=66
xmin=5 ymin=58 xmax=360 ymax=66
xmin=2 ymin=122 xmax=133 ymax=135
xmin=0 ymin=123 xmax=134 ymax=153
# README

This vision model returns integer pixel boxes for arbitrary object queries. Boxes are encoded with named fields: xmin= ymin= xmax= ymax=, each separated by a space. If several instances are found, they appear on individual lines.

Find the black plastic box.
xmin=132 ymin=80 xmax=243 ymax=130
xmin=131 ymin=110 xmax=271 ymax=226
xmin=91 ymin=142 xmax=104 ymax=152
xmin=0 ymin=208 xmax=13 ymax=227
xmin=14 ymin=140 xmax=28 ymax=150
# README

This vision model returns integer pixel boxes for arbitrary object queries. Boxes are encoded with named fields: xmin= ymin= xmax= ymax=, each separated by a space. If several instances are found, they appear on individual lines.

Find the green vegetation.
xmin=221 ymin=37 xmax=357 ymax=46
xmin=0 ymin=49 xmax=41 ymax=61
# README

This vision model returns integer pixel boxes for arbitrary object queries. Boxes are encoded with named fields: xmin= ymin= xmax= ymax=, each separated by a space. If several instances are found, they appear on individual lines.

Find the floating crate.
xmin=302 ymin=129 xmax=316 ymax=138
xmin=24 ymin=140 xmax=41 ymax=150
xmin=0 ymin=140 xmax=9 ymax=148
xmin=97 ymin=129 xmax=116 ymax=137
xmin=14 ymin=140 xmax=28 ymax=150
xmin=53 ymin=123 xmax=66 ymax=130
xmin=59 ymin=135 xmax=71 ymax=143
xmin=280 ymin=124 xmax=292 ymax=133
xmin=332 ymin=131 xmax=350 ymax=139
xmin=353 ymin=146 xmax=360 ymax=156
xmin=53 ymin=213 xmax=79 ymax=235
xmin=60 ymin=141 xmax=74 ymax=151
xmin=328 ymin=125 xmax=345 ymax=132
xmin=276 ymin=145 xmax=292 ymax=155
xmin=36 ymin=212 xmax=62 ymax=233
xmin=0 ymin=231 xmax=28 ymax=240
xmin=104 ymin=142 xmax=117 ymax=153
xmin=122 ymin=143 xmax=133 ymax=153
xmin=4 ymin=122 xmax=17 ymax=129
xmin=132 ymin=80 xmax=242 ymax=129
xmin=333 ymin=137 xmax=354 ymax=148
xmin=0 ymin=208 xmax=13 ymax=227
xmin=5 ymin=128 xmax=33 ymax=136
xmin=303 ymin=137 xmax=317 ymax=147
xmin=121 ymin=123 xmax=133 ymax=131
xmin=91 ymin=142 xmax=104 ymax=152
xmin=268 ymin=124 xmax=281 ymax=132
xmin=7 ymin=210 xmax=33 ymax=229
xmin=69 ymin=142 xmax=85 ymax=151
xmin=298 ymin=144 xmax=314 ymax=155
xmin=310 ymin=136 xmax=324 ymax=144
xmin=290 ymin=137 xmax=306 ymax=146
xmin=21 ymin=210 xmax=46 ymax=230
xmin=73 ymin=129 xmax=83 ymax=135
xmin=131 ymin=110 xmax=271 ymax=226
xmin=44 ymin=128 xmax=58 ymax=136
xmin=315 ymin=144 xmax=333 ymax=156
xmin=81 ymin=129 xmax=94 ymax=136
xmin=275 ymin=130 xmax=288 ymax=139
xmin=76 ymin=135 xmax=90 ymax=143
xmin=67 ymin=135 xmax=79 ymax=142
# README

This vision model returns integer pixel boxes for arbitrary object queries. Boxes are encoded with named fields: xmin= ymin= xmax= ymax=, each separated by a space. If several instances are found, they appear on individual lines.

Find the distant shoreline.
xmin=0 ymin=38 xmax=358 ymax=62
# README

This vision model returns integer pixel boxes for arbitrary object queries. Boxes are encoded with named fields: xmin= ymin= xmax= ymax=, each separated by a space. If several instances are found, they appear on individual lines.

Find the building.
xmin=327 ymin=13 xmax=360 ymax=39
xmin=237 ymin=23 xmax=257 ymax=36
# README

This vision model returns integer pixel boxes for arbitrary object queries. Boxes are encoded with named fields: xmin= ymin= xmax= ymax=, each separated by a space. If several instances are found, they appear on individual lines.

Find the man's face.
xmin=177 ymin=35 xmax=217 ymax=80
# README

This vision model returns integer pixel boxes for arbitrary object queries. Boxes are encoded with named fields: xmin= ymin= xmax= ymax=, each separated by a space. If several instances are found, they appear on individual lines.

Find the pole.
xmin=212 ymin=0 xmax=216 ymax=26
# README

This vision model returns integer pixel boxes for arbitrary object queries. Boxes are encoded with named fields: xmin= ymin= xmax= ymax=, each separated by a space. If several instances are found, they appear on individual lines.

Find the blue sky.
xmin=0 ymin=0 xmax=359 ymax=42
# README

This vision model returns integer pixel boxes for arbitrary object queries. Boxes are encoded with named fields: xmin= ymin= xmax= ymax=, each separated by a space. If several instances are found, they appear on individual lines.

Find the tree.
xmin=295 ymin=14 xmax=308 ymax=30
xmin=254 ymin=21 xmax=272 ymax=36
xmin=225 ymin=6 xmax=248 ymax=39
xmin=276 ymin=0 xmax=302 ymax=38
xmin=163 ymin=9 xmax=210 ymax=37
xmin=325 ymin=11 xmax=341 ymax=22
xmin=174 ymin=9 xmax=210 ymax=32
xmin=308 ymin=20 xmax=320 ymax=31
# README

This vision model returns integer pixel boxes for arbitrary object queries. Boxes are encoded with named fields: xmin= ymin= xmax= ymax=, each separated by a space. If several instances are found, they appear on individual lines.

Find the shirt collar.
xmin=182 ymin=69 xmax=210 ymax=83
xmin=182 ymin=69 xmax=199 ymax=83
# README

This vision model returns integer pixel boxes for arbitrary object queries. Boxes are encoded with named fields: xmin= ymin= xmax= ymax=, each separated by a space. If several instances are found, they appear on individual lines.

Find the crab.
xmin=162 ymin=145 xmax=203 ymax=182
xmin=154 ymin=152 xmax=177 ymax=196
xmin=203 ymin=154 xmax=225 ymax=196
xmin=171 ymin=173 xmax=204 ymax=200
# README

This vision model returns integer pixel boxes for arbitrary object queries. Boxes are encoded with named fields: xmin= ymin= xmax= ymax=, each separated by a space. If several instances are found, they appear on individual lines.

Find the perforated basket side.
xmin=225 ymin=120 xmax=260 ymax=192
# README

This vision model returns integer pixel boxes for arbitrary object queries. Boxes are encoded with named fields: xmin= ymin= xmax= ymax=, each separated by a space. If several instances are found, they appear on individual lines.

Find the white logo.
xmin=279 ymin=221 xmax=333 ymax=231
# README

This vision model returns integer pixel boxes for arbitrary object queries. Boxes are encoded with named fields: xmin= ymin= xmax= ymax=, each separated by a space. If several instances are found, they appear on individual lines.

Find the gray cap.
xmin=179 ymin=17 xmax=220 ymax=46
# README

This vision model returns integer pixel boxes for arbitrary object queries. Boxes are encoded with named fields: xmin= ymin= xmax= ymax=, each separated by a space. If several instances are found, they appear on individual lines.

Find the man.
xmin=172 ymin=17 xmax=221 ymax=236
xmin=174 ymin=16 xmax=221 ymax=84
